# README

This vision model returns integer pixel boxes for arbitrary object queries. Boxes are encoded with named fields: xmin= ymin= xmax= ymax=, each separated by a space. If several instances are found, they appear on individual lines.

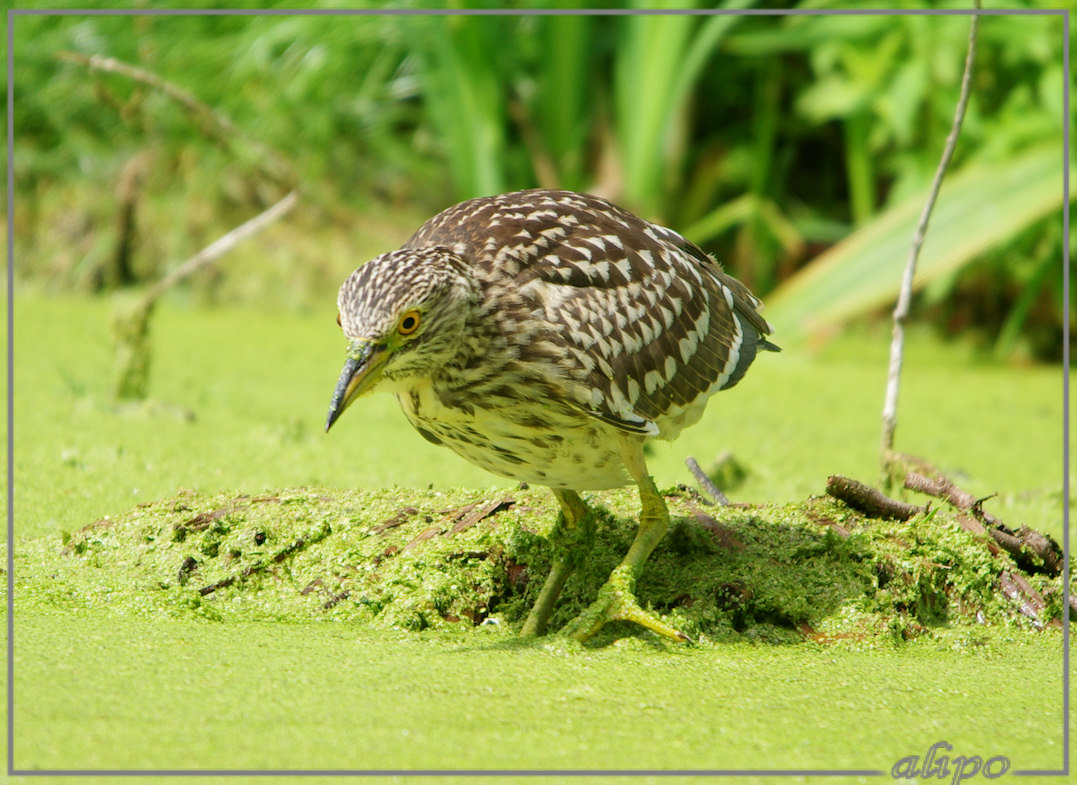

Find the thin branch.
xmin=904 ymin=472 xmax=999 ymax=525
xmin=685 ymin=456 xmax=731 ymax=506
xmin=904 ymin=471 xmax=1063 ymax=576
xmin=59 ymin=51 xmax=241 ymax=135
xmin=57 ymin=51 xmax=297 ymax=189
xmin=143 ymin=190 xmax=299 ymax=307
xmin=825 ymin=475 xmax=925 ymax=521
xmin=999 ymin=571 xmax=1048 ymax=630
xmin=881 ymin=4 xmax=981 ymax=465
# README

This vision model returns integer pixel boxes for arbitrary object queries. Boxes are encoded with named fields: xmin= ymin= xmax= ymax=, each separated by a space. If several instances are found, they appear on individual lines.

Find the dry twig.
xmin=685 ymin=456 xmax=731 ymax=506
xmin=904 ymin=472 xmax=1062 ymax=576
xmin=57 ymin=51 xmax=296 ymax=188
xmin=998 ymin=571 xmax=1049 ymax=629
xmin=65 ymin=52 xmax=304 ymax=401
xmin=825 ymin=475 xmax=925 ymax=521
xmin=143 ymin=190 xmax=299 ymax=307
xmin=881 ymin=4 xmax=981 ymax=470
xmin=112 ymin=191 xmax=298 ymax=400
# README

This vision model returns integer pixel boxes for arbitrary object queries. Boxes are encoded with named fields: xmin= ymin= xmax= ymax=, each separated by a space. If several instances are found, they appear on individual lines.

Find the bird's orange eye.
xmin=398 ymin=310 xmax=421 ymax=335
xmin=336 ymin=313 xmax=342 ymax=329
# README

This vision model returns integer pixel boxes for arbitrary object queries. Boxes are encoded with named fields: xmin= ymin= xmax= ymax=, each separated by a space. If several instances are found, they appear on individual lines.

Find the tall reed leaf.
xmin=534 ymin=12 xmax=594 ymax=190
xmin=615 ymin=0 xmax=752 ymax=219
xmin=408 ymin=15 xmax=508 ymax=198
xmin=765 ymin=145 xmax=1071 ymax=343
xmin=615 ymin=1 xmax=694 ymax=216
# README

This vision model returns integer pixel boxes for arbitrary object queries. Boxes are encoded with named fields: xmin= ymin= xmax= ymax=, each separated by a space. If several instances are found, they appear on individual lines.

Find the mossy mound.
xmin=42 ymin=485 xmax=1068 ymax=646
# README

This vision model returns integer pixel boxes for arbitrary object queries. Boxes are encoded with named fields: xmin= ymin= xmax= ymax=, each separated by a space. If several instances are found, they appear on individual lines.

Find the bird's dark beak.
xmin=325 ymin=341 xmax=389 ymax=433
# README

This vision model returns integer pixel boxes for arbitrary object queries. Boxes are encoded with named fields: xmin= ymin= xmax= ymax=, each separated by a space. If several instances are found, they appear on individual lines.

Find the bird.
xmin=325 ymin=189 xmax=777 ymax=643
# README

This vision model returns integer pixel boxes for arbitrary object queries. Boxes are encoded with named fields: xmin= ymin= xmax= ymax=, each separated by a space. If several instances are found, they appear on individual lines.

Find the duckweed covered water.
xmin=8 ymin=296 xmax=1069 ymax=774
xmin=30 ymin=483 xmax=1067 ymax=648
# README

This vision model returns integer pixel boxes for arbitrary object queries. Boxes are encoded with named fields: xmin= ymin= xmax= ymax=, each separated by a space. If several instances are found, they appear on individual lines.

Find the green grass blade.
xmin=765 ymin=145 xmax=1072 ymax=343
xmin=409 ymin=15 xmax=507 ymax=198
xmin=683 ymin=193 xmax=756 ymax=243
xmin=615 ymin=0 xmax=698 ymax=216
xmin=535 ymin=12 xmax=594 ymax=190
xmin=671 ymin=0 xmax=755 ymax=121
xmin=615 ymin=0 xmax=753 ymax=217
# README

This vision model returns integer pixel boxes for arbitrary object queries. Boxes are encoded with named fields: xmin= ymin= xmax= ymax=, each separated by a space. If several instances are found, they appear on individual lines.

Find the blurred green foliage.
xmin=7 ymin=1 xmax=1073 ymax=358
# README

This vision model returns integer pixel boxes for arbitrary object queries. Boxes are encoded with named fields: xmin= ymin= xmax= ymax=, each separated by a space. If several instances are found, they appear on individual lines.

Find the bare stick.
xmin=826 ymin=475 xmax=925 ymax=521
xmin=999 ymin=571 xmax=1047 ymax=630
xmin=143 ymin=190 xmax=299 ymax=307
xmin=64 ymin=53 xmax=304 ymax=401
xmin=112 ymin=190 xmax=300 ymax=400
xmin=58 ymin=52 xmax=301 ymax=303
xmin=685 ymin=456 xmax=731 ymax=506
xmin=880 ymin=5 xmax=981 ymax=465
xmin=57 ymin=51 xmax=296 ymax=188
xmin=904 ymin=472 xmax=998 ymax=525
xmin=59 ymin=52 xmax=242 ymax=135
xmin=904 ymin=471 xmax=1063 ymax=576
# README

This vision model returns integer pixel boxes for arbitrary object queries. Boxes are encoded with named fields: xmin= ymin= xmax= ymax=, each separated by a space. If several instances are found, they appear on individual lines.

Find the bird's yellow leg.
xmin=560 ymin=437 xmax=690 ymax=644
xmin=520 ymin=488 xmax=590 ymax=636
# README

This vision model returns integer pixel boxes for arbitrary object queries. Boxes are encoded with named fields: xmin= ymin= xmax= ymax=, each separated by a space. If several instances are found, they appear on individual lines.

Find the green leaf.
xmin=534 ymin=12 xmax=594 ymax=190
xmin=615 ymin=0 xmax=753 ymax=217
xmin=765 ymin=145 xmax=1072 ymax=343
xmin=409 ymin=15 xmax=509 ymax=198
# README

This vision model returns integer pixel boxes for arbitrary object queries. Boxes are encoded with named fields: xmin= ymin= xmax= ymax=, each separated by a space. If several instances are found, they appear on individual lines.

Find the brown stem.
xmin=881 ymin=3 xmax=981 ymax=466
xmin=826 ymin=475 xmax=925 ymax=521
xmin=685 ymin=456 xmax=731 ymax=507
xmin=57 ymin=51 xmax=297 ymax=189
xmin=904 ymin=472 xmax=1062 ymax=576
xmin=142 ymin=190 xmax=298 ymax=309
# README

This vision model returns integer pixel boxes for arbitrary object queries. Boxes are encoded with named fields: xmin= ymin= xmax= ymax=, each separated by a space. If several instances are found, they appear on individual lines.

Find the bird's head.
xmin=325 ymin=247 xmax=478 ymax=432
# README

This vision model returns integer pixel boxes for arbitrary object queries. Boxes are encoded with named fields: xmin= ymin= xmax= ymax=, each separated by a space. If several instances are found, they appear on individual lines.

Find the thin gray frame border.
xmin=2 ymin=4 xmax=1068 ymax=779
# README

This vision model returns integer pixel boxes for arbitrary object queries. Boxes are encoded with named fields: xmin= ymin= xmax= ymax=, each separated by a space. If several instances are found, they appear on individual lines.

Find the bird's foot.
xmin=560 ymin=565 xmax=690 ymax=644
xmin=520 ymin=489 xmax=594 ymax=637
xmin=520 ymin=557 xmax=573 ymax=636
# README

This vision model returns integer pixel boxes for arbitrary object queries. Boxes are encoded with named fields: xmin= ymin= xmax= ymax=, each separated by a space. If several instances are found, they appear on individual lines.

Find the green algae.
xmin=12 ymin=611 xmax=1063 ymax=774
xmin=12 ymin=484 xmax=1070 ymax=771
xmin=7 ymin=295 xmax=1069 ymax=775
xmin=109 ymin=291 xmax=154 ymax=401
xmin=28 ymin=484 xmax=1068 ymax=648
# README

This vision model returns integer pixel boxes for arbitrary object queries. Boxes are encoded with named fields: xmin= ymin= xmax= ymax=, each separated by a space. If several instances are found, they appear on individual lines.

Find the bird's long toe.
xmin=560 ymin=565 xmax=690 ymax=643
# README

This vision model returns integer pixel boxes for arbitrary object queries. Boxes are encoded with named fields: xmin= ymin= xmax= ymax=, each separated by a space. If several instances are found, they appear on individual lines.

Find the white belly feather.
xmin=395 ymin=383 xmax=634 ymax=490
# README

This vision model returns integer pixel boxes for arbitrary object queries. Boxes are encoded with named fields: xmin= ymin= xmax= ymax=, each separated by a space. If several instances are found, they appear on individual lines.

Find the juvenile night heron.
xmin=326 ymin=189 xmax=777 ymax=642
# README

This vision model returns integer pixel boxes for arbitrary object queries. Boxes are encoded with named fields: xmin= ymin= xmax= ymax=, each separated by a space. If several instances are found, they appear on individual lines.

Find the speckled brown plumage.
xmin=329 ymin=189 xmax=775 ymax=489
xmin=326 ymin=188 xmax=777 ymax=640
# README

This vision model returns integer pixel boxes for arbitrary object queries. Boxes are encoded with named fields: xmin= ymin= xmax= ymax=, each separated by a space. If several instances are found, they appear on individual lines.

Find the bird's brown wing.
xmin=506 ymin=194 xmax=775 ymax=434
xmin=404 ymin=189 xmax=775 ymax=435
